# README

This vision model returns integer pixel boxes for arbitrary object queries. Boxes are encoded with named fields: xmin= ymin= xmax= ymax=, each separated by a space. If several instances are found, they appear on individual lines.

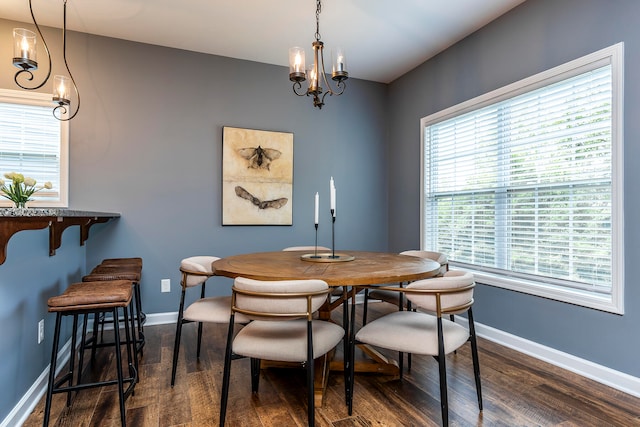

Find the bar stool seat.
xmin=44 ymin=280 xmax=138 ymax=427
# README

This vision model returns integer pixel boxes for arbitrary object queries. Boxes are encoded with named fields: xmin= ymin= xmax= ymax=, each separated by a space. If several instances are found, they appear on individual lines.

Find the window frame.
xmin=420 ymin=43 xmax=624 ymax=314
xmin=0 ymin=88 xmax=69 ymax=208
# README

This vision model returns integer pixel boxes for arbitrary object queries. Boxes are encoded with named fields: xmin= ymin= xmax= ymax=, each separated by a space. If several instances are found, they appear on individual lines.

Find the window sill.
xmin=452 ymin=264 xmax=623 ymax=315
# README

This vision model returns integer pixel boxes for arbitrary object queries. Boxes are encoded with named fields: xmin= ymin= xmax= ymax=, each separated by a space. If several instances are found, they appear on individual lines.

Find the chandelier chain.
xmin=315 ymin=0 xmax=322 ymax=41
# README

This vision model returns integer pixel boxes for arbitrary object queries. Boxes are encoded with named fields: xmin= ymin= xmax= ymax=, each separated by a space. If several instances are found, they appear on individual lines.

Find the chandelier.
xmin=12 ymin=0 xmax=80 ymax=121
xmin=289 ymin=0 xmax=348 ymax=109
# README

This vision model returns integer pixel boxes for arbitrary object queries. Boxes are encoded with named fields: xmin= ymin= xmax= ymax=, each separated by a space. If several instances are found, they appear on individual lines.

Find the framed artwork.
xmin=222 ymin=126 xmax=293 ymax=225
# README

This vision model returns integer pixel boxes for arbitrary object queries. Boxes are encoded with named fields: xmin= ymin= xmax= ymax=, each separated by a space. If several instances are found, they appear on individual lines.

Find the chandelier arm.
xmin=53 ymin=0 xmax=80 ymax=121
xmin=292 ymin=81 xmax=308 ymax=97
xmin=14 ymin=0 xmax=52 ymax=90
xmin=330 ymin=79 xmax=347 ymax=96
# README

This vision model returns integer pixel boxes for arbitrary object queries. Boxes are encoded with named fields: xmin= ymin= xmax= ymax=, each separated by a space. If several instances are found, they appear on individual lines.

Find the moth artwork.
xmin=234 ymin=186 xmax=288 ymax=210
xmin=237 ymin=146 xmax=282 ymax=170
xmin=222 ymin=127 xmax=293 ymax=225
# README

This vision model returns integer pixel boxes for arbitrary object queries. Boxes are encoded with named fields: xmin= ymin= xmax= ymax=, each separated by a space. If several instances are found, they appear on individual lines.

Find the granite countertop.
xmin=0 ymin=208 xmax=121 ymax=217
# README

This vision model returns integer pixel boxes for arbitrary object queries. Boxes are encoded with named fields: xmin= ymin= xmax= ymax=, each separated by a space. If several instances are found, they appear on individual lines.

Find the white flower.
xmin=24 ymin=177 xmax=36 ymax=187
xmin=44 ymin=181 xmax=53 ymax=189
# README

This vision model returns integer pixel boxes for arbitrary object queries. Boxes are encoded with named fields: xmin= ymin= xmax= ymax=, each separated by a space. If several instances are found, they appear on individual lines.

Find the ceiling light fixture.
xmin=289 ymin=0 xmax=348 ymax=109
xmin=12 ymin=0 xmax=80 ymax=121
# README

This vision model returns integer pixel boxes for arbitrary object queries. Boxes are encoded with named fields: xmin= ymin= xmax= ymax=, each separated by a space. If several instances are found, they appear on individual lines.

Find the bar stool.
xmin=44 ymin=280 xmax=138 ymax=427
xmin=83 ymin=262 xmax=145 ymax=358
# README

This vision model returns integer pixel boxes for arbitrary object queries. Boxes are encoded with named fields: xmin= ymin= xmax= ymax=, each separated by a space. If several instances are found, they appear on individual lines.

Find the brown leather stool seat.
xmin=99 ymin=257 xmax=143 ymax=268
xmin=44 ymin=280 xmax=138 ymax=427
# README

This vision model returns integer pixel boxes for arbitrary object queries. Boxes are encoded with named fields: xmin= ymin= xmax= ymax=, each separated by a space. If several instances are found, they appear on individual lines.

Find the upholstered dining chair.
xmin=219 ymin=277 xmax=346 ymax=427
xmin=364 ymin=250 xmax=449 ymax=323
xmin=348 ymin=270 xmax=482 ymax=426
xmin=170 ymin=256 xmax=249 ymax=387
xmin=362 ymin=250 xmax=449 ymax=372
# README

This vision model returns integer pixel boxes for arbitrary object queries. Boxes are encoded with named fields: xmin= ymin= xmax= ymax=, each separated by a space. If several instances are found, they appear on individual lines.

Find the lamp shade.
xmin=52 ymin=75 xmax=71 ymax=105
xmin=13 ymin=28 xmax=37 ymax=69
xmin=289 ymin=47 xmax=306 ymax=81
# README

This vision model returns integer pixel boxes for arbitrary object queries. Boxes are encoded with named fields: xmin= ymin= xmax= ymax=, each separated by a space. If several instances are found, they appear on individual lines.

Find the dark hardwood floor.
xmin=24 ymin=303 xmax=640 ymax=426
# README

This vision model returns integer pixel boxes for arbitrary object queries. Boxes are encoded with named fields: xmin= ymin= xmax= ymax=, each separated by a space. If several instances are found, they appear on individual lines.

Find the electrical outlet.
xmin=161 ymin=279 xmax=171 ymax=293
xmin=38 ymin=319 xmax=45 ymax=344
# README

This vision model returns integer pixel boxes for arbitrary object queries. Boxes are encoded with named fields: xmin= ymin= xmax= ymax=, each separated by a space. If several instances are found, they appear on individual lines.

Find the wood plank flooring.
xmin=23 ymin=303 xmax=640 ymax=426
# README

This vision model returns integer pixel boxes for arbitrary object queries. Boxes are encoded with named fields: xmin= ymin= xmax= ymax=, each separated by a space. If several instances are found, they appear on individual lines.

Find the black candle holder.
xmin=330 ymin=209 xmax=337 ymax=258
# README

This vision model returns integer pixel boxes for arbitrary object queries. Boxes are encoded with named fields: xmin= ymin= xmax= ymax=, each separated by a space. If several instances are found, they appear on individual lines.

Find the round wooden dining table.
xmin=211 ymin=250 xmax=441 ymax=287
xmin=212 ymin=250 xmax=441 ymax=405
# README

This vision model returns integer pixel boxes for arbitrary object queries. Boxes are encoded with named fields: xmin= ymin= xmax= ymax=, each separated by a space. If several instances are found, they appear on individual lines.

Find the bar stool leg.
xmin=43 ymin=313 xmax=62 ymax=426
xmin=112 ymin=307 xmax=127 ymax=427
xmin=127 ymin=300 xmax=139 ymax=381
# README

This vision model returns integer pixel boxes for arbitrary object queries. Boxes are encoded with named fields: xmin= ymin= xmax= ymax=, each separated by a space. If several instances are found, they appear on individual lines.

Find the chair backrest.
xmin=232 ymin=276 xmax=330 ymax=320
xmin=282 ymin=246 xmax=331 ymax=252
xmin=400 ymin=250 xmax=449 ymax=274
xmin=180 ymin=256 xmax=220 ymax=288
xmin=405 ymin=270 xmax=474 ymax=315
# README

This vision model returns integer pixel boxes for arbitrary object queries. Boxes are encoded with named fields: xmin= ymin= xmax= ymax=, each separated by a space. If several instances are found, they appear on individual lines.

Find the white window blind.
xmin=421 ymin=43 xmax=623 ymax=313
xmin=0 ymin=89 xmax=68 ymax=207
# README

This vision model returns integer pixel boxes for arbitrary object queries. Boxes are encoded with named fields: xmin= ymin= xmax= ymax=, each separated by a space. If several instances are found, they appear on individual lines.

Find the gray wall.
xmin=388 ymin=0 xmax=640 ymax=377
xmin=0 ymin=18 xmax=388 ymax=420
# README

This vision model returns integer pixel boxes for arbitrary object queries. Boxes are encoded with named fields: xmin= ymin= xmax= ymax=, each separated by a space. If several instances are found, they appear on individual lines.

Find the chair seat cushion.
xmin=233 ymin=319 xmax=344 ymax=362
xmin=356 ymin=311 xmax=468 ymax=355
xmin=368 ymin=288 xmax=407 ymax=306
xmin=183 ymin=296 xmax=249 ymax=323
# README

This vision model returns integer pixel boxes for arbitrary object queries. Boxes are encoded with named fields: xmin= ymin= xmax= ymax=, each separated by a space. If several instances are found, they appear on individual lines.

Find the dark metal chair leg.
xmin=171 ymin=289 xmax=187 ymax=387
xmin=220 ymin=318 xmax=236 ymax=427
xmin=43 ymin=313 xmax=62 ymax=427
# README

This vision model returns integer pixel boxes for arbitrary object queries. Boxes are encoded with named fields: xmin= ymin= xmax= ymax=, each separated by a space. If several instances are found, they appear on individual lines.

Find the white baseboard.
xmin=457 ymin=316 xmax=640 ymax=398
xmin=5 ymin=311 xmax=640 ymax=426
xmin=1 ymin=333 xmax=76 ymax=427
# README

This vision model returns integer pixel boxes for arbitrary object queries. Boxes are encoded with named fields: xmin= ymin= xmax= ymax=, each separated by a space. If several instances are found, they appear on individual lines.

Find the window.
xmin=0 ymin=88 xmax=68 ymax=207
xmin=421 ymin=43 xmax=623 ymax=313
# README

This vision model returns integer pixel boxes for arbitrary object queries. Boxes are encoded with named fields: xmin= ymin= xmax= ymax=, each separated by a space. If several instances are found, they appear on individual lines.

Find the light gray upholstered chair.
xmin=220 ymin=277 xmax=346 ymax=427
xmin=348 ymin=270 xmax=482 ymax=426
xmin=365 ymin=250 xmax=449 ymax=318
xmin=363 ymin=250 xmax=449 ymax=373
xmin=170 ymin=256 xmax=249 ymax=387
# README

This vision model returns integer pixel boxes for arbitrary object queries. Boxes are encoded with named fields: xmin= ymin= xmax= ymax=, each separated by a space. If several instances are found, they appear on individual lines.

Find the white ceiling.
xmin=0 ymin=0 xmax=526 ymax=83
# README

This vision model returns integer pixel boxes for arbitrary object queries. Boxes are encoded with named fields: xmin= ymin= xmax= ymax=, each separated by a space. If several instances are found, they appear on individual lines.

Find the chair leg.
xmin=78 ymin=313 xmax=89 ymax=385
xmin=250 ymin=358 xmax=261 ymax=393
xmin=196 ymin=322 xmax=203 ymax=359
xmin=112 ymin=307 xmax=127 ymax=427
xmin=171 ymin=289 xmax=187 ymax=387
xmin=43 ymin=313 xmax=63 ymax=427
xmin=306 ymin=320 xmax=315 ymax=427
xmin=128 ymin=301 xmax=139 ymax=382
xmin=468 ymin=308 xmax=483 ymax=410
xmin=362 ymin=288 xmax=369 ymax=325
xmin=67 ymin=314 xmax=79 ymax=407
xmin=342 ymin=289 xmax=350 ymax=405
xmin=220 ymin=317 xmax=236 ymax=427
xmin=347 ymin=288 xmax=358 ymax=415
xmin=436 ymin=316 xmax=449 ymax=426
